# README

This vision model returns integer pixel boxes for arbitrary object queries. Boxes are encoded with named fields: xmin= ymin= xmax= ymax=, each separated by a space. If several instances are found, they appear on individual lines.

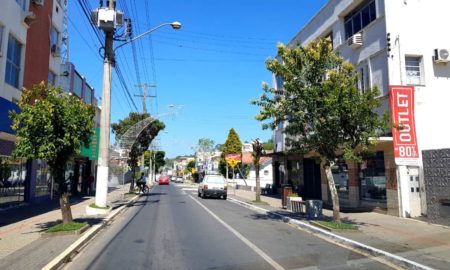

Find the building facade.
xmin=273 ymin=0 xmax=450 ymax=220
xmin=0 ymin=0 xmax=100 ymax=206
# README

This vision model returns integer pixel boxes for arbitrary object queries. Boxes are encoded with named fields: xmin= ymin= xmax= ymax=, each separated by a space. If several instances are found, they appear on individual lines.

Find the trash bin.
xmin=281 ymin=185 xmax=292 ymax=208
xmin=306 ymin=200 xmax=323 ymax=219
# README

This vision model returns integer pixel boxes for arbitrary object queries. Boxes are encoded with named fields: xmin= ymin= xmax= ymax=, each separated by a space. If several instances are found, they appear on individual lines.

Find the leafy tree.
xmin=197 ymin=138 xmax=215 ymax=153
xmin=219 ymin=128 xmax=242 ymax=177
xmin=10 ymin=82 xmax=95 ymax=224
xmin=186 ymin=160 xmax=196 ymax=173
xmin=0 ymin=157 xmax=12 ymax=182
xmin=252 ymin=40 xmax=386 ymax=222
xmin=144 ymin=150 xmax=165 ymax=172
xmin=262 ymin=139 xmax=273 ymax=151
xmin=111 ymin=112 xmax=165 ymax=192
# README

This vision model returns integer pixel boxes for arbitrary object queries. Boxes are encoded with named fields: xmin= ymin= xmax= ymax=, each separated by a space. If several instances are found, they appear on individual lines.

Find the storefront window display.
xmin=360 ymin=151 xmax=387 ymax=201
xmin=0 ymin=156 xmax=26 ymax=205
xmin=331 ymin=158 xmax=349 ymax=195
xmin=36 ymin=160 xmax=51 ymax=197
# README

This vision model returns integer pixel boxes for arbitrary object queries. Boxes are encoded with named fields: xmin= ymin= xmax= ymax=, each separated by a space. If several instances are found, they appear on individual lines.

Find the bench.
xmin=261 ymin=184 xmax=272 ymax=195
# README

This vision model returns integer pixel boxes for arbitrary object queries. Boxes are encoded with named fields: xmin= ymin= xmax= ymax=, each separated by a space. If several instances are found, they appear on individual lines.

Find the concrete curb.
xmin=227 ymin=197 xmax=434 ymax=270
xmin=42 ymin=193 xmax=141 ymax=270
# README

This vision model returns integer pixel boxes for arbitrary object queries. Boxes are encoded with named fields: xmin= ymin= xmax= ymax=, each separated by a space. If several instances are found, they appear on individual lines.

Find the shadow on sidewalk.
xmin=0 ymin=195 xmax=91 ymax=228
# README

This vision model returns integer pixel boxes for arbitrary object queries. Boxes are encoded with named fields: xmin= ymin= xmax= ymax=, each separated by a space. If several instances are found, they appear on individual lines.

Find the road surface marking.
xmin=188 ymin=195 xmax=285 ymax=270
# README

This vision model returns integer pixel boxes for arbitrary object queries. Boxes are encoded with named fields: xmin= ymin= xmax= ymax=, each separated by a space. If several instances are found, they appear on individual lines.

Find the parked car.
xmin=176 ymin=177 xmax=183 ymax=183
xmin=170 ymin=176 xmax=176 ymax=182
xmin=158 ymin=175 xmax=170 ymax=185
xmin=198 ymin=175 xmax=227 ymax=199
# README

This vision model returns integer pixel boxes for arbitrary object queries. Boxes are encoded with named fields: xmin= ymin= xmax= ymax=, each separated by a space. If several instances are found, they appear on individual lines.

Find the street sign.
xmin=80 ymin=128 xmax=100 ymax=161
xmin=389 ymin=86 xmax=419 ymax=166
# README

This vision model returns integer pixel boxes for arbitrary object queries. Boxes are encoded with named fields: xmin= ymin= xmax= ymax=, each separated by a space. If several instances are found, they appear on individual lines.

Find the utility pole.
xmin=94 ymin=0 xmax=122 ymax=208
xmin=134 ymin=83 xmax=156 ymax=114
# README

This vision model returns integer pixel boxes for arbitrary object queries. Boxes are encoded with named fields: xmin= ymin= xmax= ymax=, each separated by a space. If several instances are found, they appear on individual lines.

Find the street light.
xmin=114 ymin=21 xmax=182 ymax=52
xmin=93 ymin=0 xmax=181 ymax=209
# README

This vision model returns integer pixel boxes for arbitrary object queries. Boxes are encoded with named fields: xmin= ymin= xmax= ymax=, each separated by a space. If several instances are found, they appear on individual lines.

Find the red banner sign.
xmin=389 ymin=86 xmax=419 ymax=165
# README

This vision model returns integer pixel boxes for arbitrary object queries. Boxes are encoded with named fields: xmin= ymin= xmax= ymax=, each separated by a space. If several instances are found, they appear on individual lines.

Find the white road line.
xmin=188 ymin=195 xmax=285 ymax=270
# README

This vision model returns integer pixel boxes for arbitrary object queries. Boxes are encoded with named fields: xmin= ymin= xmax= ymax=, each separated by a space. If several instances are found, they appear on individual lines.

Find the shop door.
xmin=303 ymin=159 xmax=321 ymax=200
xmin=408 ymin=167 xmax=422 ymax=217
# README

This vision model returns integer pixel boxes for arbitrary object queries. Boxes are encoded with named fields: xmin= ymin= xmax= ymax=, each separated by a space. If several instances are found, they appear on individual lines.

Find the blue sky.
xmin=68 ymin=0 xmax=328 ymax=158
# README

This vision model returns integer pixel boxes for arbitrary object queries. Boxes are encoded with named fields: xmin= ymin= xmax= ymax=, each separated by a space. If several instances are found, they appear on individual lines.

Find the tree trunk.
xmin=59 ymin=192 xmax=73 ymax=224
xmin=129 ymin=167 xmax=136 ymax=193
xmin=255 ymin=164 xmax=261 ymax=202
xmin=324 ymin=160 xmax=341 ymax=223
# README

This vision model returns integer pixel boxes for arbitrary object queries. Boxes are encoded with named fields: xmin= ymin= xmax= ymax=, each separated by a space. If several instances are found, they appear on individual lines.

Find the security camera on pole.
xmin=90 ymin=0 xmax=123 ymax=211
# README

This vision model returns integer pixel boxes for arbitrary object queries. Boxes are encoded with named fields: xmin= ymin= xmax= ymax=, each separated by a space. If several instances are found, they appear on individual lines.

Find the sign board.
xmin=389 ymin=86 xmax=419 ymax=166
xmin=80 ymin=128 xmax=100 ymax=161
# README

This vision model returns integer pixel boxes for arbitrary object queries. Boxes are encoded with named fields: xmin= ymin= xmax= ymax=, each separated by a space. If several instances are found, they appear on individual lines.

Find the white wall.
xmin=0 ymin=0 xmax=29 ymax=102
xmin=384 ymin=0 xmax=450 ymax=151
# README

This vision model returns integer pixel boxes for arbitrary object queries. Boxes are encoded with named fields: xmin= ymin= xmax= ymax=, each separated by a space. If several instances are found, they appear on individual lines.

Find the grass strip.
xmin=251 ymin=200 xmax=270 ymax=205
xmin=46 ymin=222 xmax=87 ymax=233
xmin=313 ymin=220 xmax=358 ymax=230
xmin=89 ymin=203 xmax=111 ymax=209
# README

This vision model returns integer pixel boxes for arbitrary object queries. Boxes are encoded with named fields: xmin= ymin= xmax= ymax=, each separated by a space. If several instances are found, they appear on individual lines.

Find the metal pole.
xmin=95 ymin=0 xmax=115 ymax=208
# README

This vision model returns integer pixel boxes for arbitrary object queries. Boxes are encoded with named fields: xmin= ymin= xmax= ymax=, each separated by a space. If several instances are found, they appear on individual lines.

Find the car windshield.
xmin=205 ymin=176 xmax=225 ymax=184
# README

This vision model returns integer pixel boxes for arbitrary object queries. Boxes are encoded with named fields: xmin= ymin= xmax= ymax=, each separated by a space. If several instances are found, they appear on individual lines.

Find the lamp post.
xmin=92 ymin=0 xmax=181 ymax=208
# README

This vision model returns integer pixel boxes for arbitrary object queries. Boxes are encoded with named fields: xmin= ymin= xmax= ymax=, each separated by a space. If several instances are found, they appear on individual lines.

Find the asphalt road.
xmin=64 ymin=184 xmax=393 ymax=270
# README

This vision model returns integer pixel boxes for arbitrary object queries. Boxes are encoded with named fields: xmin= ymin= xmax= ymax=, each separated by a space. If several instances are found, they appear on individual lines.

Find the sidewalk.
xmin=0 ymin=184 xmax=133 ymax=269
xmin=228 ymin=187 xmax=450 ymax=270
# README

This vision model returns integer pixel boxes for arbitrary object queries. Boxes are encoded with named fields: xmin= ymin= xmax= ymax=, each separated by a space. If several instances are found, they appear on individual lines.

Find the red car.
xmin=158 ymin=175 xmax=170 ymax=185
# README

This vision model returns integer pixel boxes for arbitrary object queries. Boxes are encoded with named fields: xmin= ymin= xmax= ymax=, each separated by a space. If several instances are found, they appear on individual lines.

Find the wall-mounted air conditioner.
xmin=32 ymin=0 xmax=44 ymax=6
xmin=348 ymin=32 xmax=363 ymax=49
xmin=433 ymin=48 xmax=450 ymax=63
xmin=51 ymin=44 xmax=60 ymax=57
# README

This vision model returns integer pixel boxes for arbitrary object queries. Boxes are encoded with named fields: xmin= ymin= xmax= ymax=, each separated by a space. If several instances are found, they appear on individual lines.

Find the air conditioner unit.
xmin=22 ymin=11 xmax=37 ymax=28
xmin=348 ymin=32 xmax=363 ymax=49
xmin=433 ymin=48 xmax=450 ymax=63
xmin=32 ymin=0 xmax=44 ymax=6
xmin=51 ymin=44 xmax=60 ymax=57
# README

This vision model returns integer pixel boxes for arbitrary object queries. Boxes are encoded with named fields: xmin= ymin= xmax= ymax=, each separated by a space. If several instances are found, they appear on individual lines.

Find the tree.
xmin=197 ymin=138 xmax=215 ymax=153
xmin=262 ymin=139 xmax=273 ymax=151
xmin=219 ymin=128 xmax=242 ymax=177
xmin=186 ymin=160 xmax=196 ymax=173
xmin=10 ymin=82 xmax=95 ymax=224
xmin=252 ymin=39 xmax=386 ymax=223
xmin=144 ymin=150 xmax=165 ymax=172
xmin=252 ymin=139 xmax=265 ymax=202
xmin=111 ymin=112 xmax=165 ymax=192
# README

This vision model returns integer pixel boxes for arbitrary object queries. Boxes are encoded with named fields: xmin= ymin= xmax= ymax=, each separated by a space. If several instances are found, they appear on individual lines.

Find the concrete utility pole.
xmin=95 ymin=0 xmax=117 ymax=208
xmin=134 ymin=83 xmax=156 ymax=114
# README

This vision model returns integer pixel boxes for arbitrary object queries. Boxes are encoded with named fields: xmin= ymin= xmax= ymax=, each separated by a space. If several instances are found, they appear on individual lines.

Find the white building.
xmin=272 ymin=0 xmax=450 ymax=218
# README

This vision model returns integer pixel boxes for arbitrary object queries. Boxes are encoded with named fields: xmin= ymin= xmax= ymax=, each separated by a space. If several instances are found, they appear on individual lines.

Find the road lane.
xmin=65 ymin=184 xmax=273 ymax=270
xmin=64 ymin=184 xmax=393 ymax=270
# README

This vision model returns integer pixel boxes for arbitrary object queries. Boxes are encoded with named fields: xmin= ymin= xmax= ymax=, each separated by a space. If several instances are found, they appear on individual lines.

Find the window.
xmin=360 ymin=151 xmax=386 ymax=201
xmin=5 ymin=35 xmax=22 ymax=88
xmin=344 ymin=0 xmax=376 ymax=39
xmin=84 ymin=87 xmax=92 ymax=104
xmin=358 ymin=64 xmax=370 ymax=93
xmin=332 ymin=158 xmax=349 ymax=195
xmin=50 ymin=25 xmax=59 ymax=47
xmin=15 ymin=0 xmax=27 ymax=11
xmin=48 ymin=71 xmax=56 ymax=85
xmin=73 ymin=73 xmax=83 ymax=97
xmin=405 ymin=56 xmax=424 ymax=85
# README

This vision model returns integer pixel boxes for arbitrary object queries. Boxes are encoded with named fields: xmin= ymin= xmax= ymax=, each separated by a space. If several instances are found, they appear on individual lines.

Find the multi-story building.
xmin=0 ymin=0 xmax=100 ymax=206
xmin=272 ymin=0 xmax=450 ymax=221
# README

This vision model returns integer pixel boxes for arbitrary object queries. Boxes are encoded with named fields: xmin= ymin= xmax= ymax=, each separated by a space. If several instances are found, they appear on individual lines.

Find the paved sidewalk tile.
xmin=0 ymin=184 xmax=131 ymax=260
